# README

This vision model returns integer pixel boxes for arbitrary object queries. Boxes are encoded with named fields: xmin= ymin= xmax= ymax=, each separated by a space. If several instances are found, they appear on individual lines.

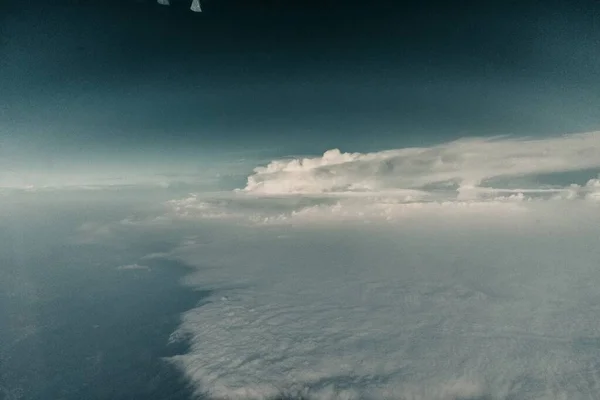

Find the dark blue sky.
xmin=1 ymin=0 xmax=600 ymax=171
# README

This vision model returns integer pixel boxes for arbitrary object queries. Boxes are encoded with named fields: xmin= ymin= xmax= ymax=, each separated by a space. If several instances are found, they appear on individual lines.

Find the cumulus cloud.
xmin=583 ymin=177 xmax=600 ymax=201
xmin=242 ymin=131 xmax=600 ymax=197
xmin=163 ymin=132 xmax=600 ymax=227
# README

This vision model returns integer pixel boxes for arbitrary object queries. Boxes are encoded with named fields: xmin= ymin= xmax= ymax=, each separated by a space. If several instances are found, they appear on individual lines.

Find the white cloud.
xmin=162 ymin=132 xmax=600 ymax=227
xmin=117 ymin=263 xmax=150 ymax=271
xmin=140 ymin=252 xmax=171 ymax=260
xmin=166 ymin=205 xmax=600 ymax=400
xmin=14 ymin=132 xmax=595 ymax=399
xmin=584 ymin=177 xmax=600 ymax=201
xmin=155 ymin=133 xmax=600 ymax=399
xmin=103 ymin=131 xmax=600 ymax=399
xmin=243 ymin=131 xmax=600 ymax=197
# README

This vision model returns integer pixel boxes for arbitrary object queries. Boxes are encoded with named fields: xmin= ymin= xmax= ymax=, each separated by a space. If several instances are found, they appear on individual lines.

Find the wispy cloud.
xmin=116 ymin=263 xmax=151 ymax=271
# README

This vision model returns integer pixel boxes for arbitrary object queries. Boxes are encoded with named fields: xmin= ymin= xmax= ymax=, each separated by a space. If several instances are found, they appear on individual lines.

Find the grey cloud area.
xmin=164 ymin=201 xmax=600 ymax=400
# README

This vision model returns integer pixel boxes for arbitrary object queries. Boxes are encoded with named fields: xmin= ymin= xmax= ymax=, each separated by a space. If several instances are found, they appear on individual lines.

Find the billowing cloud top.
xmin=157 ymin=132 xmax=600 ymax=229
xmin=242 ymin=132 xmax=600 ymax=201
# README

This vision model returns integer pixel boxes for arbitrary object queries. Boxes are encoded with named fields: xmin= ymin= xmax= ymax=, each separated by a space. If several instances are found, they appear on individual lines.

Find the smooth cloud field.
xmin=140 ymin=132 xmax=600 ymax=399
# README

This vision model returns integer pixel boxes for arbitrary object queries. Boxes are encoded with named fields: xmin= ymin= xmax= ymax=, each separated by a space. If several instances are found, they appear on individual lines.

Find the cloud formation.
xmin=117 ymin=263 xmax=150 ymax=271
xmin=242 ymin=131 xmax=600 ymax=199
xmin=60 ymin=131 xmax=600 ymax=399
xmin=163 ymin=132 xmax=600 ymax=227
xmin=167 ymin=204 xmax=600 ymax=400
xmin=156 ymin=132 xmax=600 ymax=400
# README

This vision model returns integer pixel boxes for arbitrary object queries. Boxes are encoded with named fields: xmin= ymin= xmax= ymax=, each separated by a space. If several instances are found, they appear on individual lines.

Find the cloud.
xmin=154 ymin=132 xmax=600 ymax=400
xmin=49 ymin=131 xmax=593 ymax=400
xmin=242 ymin=131 xmax=600 ymax=198
xmin=0 ymin=166 xmax=228 ymax=193
xmin=161 ymin=131 xmax=600 ymax=228
xmin=166 ymin=202 xmax=600 ymax=400
xmin=140 ymin=252 xmax=171 ymax=260
xmin=156 ymin=0 xmax=202 ymax=12
xmin=116 ymin=263 xmax=150 ymax=271
xmin=583 ymin=177 xmax=600 ymax=201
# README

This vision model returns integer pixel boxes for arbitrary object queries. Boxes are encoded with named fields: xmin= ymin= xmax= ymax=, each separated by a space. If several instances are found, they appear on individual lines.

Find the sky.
xmin=2 ymin=0 xmax=600 ymax=188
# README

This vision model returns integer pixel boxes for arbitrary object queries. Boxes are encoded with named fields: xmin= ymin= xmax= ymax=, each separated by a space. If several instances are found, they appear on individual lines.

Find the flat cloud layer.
xmin=169 ymin=219 xmax=600 ymax=400
xmin=154 ymin=132 xmax=600 ymax=399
